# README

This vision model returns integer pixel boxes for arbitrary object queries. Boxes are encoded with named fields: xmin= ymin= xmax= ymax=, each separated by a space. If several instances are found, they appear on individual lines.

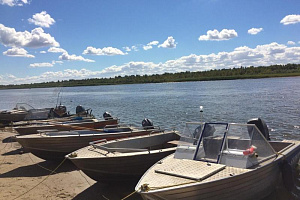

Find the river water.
xmin=1 ymin=77 xmax=300 ymax=199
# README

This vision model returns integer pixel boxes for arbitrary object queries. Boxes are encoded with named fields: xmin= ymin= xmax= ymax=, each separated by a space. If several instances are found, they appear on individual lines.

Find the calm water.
xmin=1 ymin=77 xmax=299 ymax=140
xmin=1 ymin=77 xmax=300 ymax=199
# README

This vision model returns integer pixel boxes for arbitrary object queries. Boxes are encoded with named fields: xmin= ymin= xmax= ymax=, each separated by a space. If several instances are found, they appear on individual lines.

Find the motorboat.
xmin=136 ymin=118 xmax=300 ymax=200
xmin=66 ymin=130 xmax=180 ymax=183
xmin=0 ymin=104 xmax=91 ymax=126
xmin=0 ymin=103 xmax=51 ymax=124
xmin=16 ymin=119 xmax=162 ymax=161
xmin=14 ymin=112 xmax=118 ymax=135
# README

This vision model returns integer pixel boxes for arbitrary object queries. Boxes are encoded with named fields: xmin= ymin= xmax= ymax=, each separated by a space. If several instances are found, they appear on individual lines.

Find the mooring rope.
xmin=120 ymin=190 xmax=138 ymax=200
xmin=77 ymin=168 xmax=92 ymax=186
xmin=27 ymin=153 xmax=57 ymax=174
xmin=0 ymin=135 xmax=12 ymax=165
xmin=12 ymin=157 xmax=67 ymax=200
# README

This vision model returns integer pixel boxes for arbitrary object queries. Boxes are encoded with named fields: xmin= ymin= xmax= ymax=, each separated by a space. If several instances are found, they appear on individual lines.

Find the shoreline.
xmin=1 ymin=74 xmax=300 ymax=91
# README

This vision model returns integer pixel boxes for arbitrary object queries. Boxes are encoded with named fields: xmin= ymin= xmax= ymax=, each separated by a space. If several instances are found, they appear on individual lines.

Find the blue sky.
xmin=0 ymin=0 xmax=299 ymax=85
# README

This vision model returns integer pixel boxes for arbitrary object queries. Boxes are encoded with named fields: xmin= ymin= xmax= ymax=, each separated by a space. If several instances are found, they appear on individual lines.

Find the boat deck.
xmin=137 ymin=154 xmax=251 ymax=190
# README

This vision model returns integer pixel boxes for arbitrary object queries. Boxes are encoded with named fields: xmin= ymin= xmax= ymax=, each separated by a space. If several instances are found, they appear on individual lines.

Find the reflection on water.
xmin=1 ymin=77 xmax=300 ymax=199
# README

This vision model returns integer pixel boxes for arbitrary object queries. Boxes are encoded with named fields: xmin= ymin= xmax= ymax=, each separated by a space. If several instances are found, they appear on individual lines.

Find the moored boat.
xmin=135 ymin=118 xmax=300 ymax=200
xmin=0 ymin=103 xmax=51 ymax=124
xmin=16 ymin=119 xmax=162 ymax=161
xmin=66 ymin=130 xmax=180 ymax=183
xmin=14 ymin=113 xmax=118 ymax=135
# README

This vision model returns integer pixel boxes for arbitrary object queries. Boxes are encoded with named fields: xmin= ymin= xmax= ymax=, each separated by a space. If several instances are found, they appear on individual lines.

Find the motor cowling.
xmin=142 ymin=118 xmax=154 ymax=129
xmin=247 ymin=118 xmax=270 ymax=140
xmin=76 ymin=105 xmax=86 ymax=114
xmin=103 ymin=112 xmax=113 ymax=120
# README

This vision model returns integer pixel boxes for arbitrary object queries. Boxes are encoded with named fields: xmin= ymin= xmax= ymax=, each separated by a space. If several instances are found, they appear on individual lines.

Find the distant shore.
xmin=1 ymin=64 xmax=299 ymax=90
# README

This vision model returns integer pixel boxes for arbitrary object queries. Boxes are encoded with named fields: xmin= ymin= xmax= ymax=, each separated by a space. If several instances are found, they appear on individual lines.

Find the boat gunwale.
xmin=67 ymin=146 xmax=178 ymax=160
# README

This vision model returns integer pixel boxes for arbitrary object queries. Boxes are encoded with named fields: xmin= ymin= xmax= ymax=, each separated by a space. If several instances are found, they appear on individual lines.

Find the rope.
xmin=0 ymin=139 xmax=9 ymax=152
xmin=27 ymin=153 xmax=56 ymax=174
xmin=0 ymin=135 xmax=12 ymax=165
xmin=121 ymin=190 xmax=138 ymax=200
xmin=12 ymin=157 xmax=67 ymax=200
xmin=77 ymin=169 xmax=92 ymax=186
xmin=139 ymin=179 xmax=199 ymax=193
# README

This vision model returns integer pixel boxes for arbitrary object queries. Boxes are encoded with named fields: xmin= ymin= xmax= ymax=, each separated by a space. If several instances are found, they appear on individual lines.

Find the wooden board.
xmin=155 ymin=158 xmax=226 ymax=181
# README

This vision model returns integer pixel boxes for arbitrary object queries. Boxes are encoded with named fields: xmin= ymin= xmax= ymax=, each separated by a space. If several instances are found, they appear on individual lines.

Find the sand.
xmin=0 ymin=128 xmax=141 ymax=200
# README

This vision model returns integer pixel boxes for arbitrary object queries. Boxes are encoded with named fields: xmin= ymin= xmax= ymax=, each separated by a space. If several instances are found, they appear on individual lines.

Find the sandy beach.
xmin=0 ymin=128 xmax=141 ymax=200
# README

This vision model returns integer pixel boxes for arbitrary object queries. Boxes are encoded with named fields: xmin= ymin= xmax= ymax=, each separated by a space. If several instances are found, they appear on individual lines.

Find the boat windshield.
xmin=174 ymin=122 xmax=204 ymax=160
xmin=15 ymin=103 xmax=34 ymax=111
xmin=175 ymin=122 xmax=276 ymax=169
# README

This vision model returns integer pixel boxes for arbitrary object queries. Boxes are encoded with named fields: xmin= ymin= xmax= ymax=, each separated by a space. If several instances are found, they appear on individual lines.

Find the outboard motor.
xmin=76 ymin=105 xmax=86 ymax=115
xmin=49 ymin=105 xmax=68 ymax=118
xmin=103 ymin=112 xmax=113 ymax=120
xmin=142 ymin=118 xmax=154 ymax=129
xmin=247 ymin=118 xmax=270 ymax=140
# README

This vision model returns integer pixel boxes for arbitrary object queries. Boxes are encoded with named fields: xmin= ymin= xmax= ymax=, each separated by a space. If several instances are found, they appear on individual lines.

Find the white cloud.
xmin=123 ymin=45 xmax=139 ymax=52
xmin=2 ymin=42 xmax=300 ymax=85
xmin=29 ymin=60 xmax=62 ymax=68
xmin=29 ymin=62 xmax=54 ymax=68
xmin=0 ymin=0 xmax=29 ymax=6
xmin=148 ymin=41 xmax=159 ymax=46
xmin=123 ymin=47 xmax=132 ymax=52
xmin=280 ymin=14 xmax=300 ymax=25
xmin=199 ymin=29 xmax=238 ymax=41
xmin=287 ymin=41 xmax=296 ymax=45
xmin=248 ymin=28 xmax=263 ymax=35
xmin=131 ymin=46 xmax=138 ymax=51
xmin=143 ymin=45 xmax=153 ymax=50
xmin=82 ymin=46 xmax=126 ymax=56
xmin=59 ymin=52 xmax=95 ymax=62
xmin=28 ymin=11 xmax=55 ymax=28
xmin=143 ymin=40 xmax=159 ymax=50
xmin=0 ymin=24 xmax=59 ymax=48
xmin=3 ymin=47 xmax=34 ymax=58
xmin=40 ymin=51 xmax=46 ymax=54
xmin=48 ymin=47 xmax=67 ymax=53
xmin=158 ymin=36 xmax=177 ymax=48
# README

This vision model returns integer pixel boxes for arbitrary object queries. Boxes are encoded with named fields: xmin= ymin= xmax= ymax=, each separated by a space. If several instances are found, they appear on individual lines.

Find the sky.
xmin=0 ymin=0 xmax=299 ymax=85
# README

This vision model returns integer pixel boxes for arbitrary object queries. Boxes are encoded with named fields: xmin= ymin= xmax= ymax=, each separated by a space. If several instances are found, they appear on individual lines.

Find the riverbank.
xmin=1 ymin=64 xmax=299 ymax=90
xmin=0 ymin=129 xmax=141 ymax=200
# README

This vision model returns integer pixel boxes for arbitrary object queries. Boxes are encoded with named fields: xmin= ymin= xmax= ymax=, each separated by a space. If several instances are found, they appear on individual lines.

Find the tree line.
xmin=1 ymin=63 xmax=299 ymax=89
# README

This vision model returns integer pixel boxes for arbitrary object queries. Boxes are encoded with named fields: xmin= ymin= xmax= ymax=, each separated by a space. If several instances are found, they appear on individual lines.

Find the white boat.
xmin=66 ymin=130 xmax=180 ymax=183
xmin=136 ymin=118 xmax=300 ymax=200
xmin=0 ymin=103 xmax=51 ymax=124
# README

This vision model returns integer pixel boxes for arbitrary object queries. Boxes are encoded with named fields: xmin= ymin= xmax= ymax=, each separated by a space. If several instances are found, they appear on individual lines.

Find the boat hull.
xmin=14 ymin=119 xmax=118 ymax=135
xmin=139 ymin=161 xmax=280 ymax=200
xmin=73 ymin=150 xmax=176 ymax=183
xmin=0 ymin=112 xmax=27 ymax=124
xmin=137 ymin=141 xmax=300 ymax=200
xmin=16 ymin=130 xmax=155 ymax=161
